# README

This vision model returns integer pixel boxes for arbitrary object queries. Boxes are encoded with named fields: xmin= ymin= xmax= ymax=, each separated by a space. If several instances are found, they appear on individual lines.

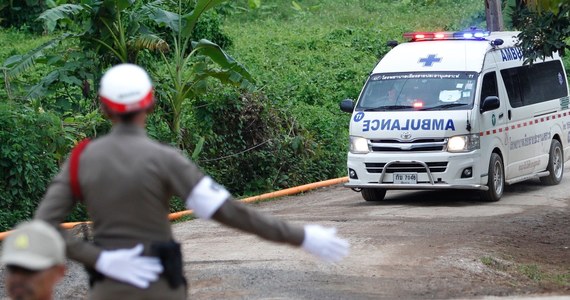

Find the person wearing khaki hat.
xmin=1 ymin=220 xmax=66 ymax=300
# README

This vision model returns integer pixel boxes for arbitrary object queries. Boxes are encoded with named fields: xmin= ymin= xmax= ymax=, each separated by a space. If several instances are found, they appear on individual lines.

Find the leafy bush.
xmin=512 ymin=2 xmax=570 ymax=63
xmin=0 ymin=28 xmax=55 ymax=102
xmin=190 ymin=89 xmax=282 ymax=194
xmin=193 ymin=10 xmax=233 ymax=50
xmin=0 ymin=0 xmax=47 ymax=33
xmin=185 ymin=85 xmax=349 ymax=196
xmin=0 ymin=102 xmax=109 ymax=231
xmin=0 ymin=103 xmax=62 ymax=231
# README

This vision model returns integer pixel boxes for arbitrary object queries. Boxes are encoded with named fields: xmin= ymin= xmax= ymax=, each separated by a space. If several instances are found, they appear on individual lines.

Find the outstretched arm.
xmin=212 ymin=199 xmax=304 ymax=246
xmin=211 ymin=199 xmax=350 ymax=263
xmin=181 ymin=173 xmax=350 ymax=262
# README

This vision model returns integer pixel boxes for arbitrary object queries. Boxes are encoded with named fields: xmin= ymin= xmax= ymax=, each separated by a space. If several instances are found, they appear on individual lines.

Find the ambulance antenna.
xmin=466 ymin=112 xmax=472 ymax=131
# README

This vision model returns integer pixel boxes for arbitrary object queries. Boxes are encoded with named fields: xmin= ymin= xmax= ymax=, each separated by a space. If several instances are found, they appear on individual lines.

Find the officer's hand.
xmin=95 ymin=244 xmax=163 ymax=288
xmin=301 ymin=224 xmax=350 ymax=263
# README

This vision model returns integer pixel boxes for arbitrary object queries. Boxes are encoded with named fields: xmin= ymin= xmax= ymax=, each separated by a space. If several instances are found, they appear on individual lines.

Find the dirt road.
xmin=179 ymin=172 xmax=569 ymax=299
xmin=2 ymin=166 xmax=569 ymax=299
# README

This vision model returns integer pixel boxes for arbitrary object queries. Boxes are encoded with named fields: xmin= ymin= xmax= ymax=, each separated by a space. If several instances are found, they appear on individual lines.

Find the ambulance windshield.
xmin=356 ymin=72 xmax=478 ymax=111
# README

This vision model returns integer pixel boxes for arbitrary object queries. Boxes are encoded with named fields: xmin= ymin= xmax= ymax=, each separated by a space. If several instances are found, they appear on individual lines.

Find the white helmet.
xmin=99 ymin=64 xmax=154 ymax=114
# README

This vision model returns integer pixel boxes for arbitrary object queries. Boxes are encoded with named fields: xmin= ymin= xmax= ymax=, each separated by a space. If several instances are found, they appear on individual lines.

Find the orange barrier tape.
xmin=240 ymin=177 xmax=348 ymax=204
xmin=0 ymin=177 xmax=349 ymax=241
xmin=0 ymin=231 xmax=11 ymax=241
xmin=0 ymin=222 xmax=94 ymax=241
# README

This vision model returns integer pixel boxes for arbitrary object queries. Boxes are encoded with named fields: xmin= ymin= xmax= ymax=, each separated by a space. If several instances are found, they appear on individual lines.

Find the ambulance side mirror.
xmin=340 ymin=99 xmax=355 ymax=113
xmin=480 ymin=96 xmax=500 ymax=113
xmin=386 ymin=40 xmax=399 ymax=48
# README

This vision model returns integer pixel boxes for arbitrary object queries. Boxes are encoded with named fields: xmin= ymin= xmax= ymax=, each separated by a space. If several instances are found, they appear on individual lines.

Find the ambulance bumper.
xmin=345 ymin=151 xmax=487 ymax=191
xmin=344 ymin=182 xmax=488 ymax=191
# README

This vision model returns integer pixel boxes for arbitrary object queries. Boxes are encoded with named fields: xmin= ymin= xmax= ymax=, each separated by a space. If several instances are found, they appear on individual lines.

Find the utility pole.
xmin=485 ymin=0 xmax=504 ymax=31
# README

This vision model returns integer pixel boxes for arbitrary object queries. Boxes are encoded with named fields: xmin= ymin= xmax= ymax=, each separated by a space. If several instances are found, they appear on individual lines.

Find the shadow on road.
xmin=353 ymin=178 xmax=549 ymax=208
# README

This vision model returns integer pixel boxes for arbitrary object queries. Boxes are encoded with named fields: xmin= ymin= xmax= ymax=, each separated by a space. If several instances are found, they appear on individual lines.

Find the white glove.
xmin=301 ymin=225 xmax=350 ymax=263
xmin=95 ymin=244 xmax=163 ymax=289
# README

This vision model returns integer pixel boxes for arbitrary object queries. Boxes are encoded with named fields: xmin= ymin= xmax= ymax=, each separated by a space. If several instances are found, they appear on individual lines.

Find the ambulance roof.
xmin=373 ymin=31 xmax=520 ymax=74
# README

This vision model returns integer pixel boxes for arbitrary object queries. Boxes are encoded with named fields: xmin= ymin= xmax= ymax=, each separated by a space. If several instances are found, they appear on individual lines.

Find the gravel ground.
xmin=1 ymin=167 xmax=569 ymax=299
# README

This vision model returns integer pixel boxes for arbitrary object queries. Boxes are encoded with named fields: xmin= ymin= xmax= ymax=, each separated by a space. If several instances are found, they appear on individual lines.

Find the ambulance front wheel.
xmin=481 ymin=153 xmax=504 ymax=202
xmin=540 ymin=139 xmax=563 ymax=185
xmin=361 ymin=188 xmax=387 ymax=201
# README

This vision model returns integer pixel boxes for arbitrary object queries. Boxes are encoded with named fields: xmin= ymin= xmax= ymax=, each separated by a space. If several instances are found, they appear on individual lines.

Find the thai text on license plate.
xmin=393 ymin=173 xmax=417 ymax=184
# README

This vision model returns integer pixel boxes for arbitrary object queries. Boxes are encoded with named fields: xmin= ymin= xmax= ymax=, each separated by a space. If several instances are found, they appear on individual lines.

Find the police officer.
xmin=34 ymin=64 xmax=349 ymax=299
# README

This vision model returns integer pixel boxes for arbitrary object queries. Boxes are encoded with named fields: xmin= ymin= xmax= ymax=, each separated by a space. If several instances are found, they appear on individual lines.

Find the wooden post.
xmin=485 ymin=0 xmax=504 ymax=31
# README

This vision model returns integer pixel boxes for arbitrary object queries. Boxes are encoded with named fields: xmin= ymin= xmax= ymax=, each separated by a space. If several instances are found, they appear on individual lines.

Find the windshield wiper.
xmin=421 ymin=103 xmax=469 ymax=111
xmin=363 ymin=105 xmax=413 ymax=111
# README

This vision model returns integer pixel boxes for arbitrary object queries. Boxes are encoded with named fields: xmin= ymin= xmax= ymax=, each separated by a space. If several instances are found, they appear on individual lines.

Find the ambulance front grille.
xmin=365 ymin=162 xmax=448 ymax=174
xmin=369 ymin=138 xmax=446 ymax=152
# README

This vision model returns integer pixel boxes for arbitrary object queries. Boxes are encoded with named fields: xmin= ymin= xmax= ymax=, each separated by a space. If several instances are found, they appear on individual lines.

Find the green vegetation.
xmin=1 ymin=0 xmax=485 ymax=231
xmin=517 ymin=264 xmax=569 ymax=286
xmin=480 ymin=256 xmax=510 ymax=271
xmin=203 ymin=0 xmax=485 ymax=193
xmin=518 ymin=264 xmax=544 ymax=282
xmin=481 ymin=255 xmax=570 ymax=287
xmin=0 ymin=103 xmax=59 ymax=230
xmin=512 ymin=0 xmax=570 ymax=63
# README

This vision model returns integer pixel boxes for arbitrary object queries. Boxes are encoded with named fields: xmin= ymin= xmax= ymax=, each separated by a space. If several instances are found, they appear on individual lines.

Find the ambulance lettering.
xmin=362 ymin=119 xmax=455 ymax=132
xmin=500 ymin=47 xmax=524 ymax=61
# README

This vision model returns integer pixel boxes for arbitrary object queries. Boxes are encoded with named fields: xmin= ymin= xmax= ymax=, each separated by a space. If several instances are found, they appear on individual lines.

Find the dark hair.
xmin=101 ymin=103 xmax=154 ymax=123
xmin=117 ymin=111 xmax=140 ymax=123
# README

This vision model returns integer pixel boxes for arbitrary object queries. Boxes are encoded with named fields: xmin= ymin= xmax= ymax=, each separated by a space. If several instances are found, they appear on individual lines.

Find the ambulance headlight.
xmin=350 ymin=136 xmax=370 ymax=154
xmin=446 ymin=134 xmax=480 ymax=152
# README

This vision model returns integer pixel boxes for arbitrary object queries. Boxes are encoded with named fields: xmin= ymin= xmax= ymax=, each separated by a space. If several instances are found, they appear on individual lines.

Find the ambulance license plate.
xmin=393 ymin=173 xmax=417 ymax=184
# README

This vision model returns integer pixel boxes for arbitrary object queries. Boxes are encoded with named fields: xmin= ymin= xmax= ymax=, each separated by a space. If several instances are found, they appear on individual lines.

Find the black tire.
xmin=540 ymin=139 xmax=564 ymax=185
xmin=480 ymin=152 xmax=504 ymax=202
xmin=361 ymin=188 xmax=387 ymax=202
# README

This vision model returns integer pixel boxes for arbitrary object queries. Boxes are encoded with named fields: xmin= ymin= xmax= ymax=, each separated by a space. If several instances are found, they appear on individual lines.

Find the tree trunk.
xmin=485 ymin=0 xmax=505 ymax=31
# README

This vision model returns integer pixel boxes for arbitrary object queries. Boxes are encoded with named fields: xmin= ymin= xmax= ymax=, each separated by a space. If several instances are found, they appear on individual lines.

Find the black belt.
xmin=88 ymin=240 xmax=186 ymax=289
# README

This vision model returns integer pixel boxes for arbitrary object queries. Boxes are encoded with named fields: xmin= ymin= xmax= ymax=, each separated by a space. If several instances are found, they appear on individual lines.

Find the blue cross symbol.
xmin=419 ymin=54 xmax=442 ymax=67
xmin=354 ymin=112 xmax=364 ymax=122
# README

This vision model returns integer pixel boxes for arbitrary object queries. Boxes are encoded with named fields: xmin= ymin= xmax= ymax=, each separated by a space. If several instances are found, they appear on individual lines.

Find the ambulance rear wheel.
xmin=361 ymin=188 xmax=387 ymax=201
xmin=540 ymin=139 xmax=563 ymax=185
xmin=481 ymin=153 xmax=504 ymax=202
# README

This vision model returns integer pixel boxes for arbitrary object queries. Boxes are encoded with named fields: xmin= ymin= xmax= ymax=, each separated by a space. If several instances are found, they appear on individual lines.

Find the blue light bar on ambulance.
xmin=403 ymin=29 xmax=490 ymax=42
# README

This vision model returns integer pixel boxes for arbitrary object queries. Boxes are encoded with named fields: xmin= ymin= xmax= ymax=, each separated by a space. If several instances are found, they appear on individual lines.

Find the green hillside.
xmin=0 ymin=0 xmax=489 ymax=230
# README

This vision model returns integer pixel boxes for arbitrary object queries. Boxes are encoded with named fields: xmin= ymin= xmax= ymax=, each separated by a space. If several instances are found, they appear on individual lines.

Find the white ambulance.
xmin=340 ymin=29 xmax=570 ymax=202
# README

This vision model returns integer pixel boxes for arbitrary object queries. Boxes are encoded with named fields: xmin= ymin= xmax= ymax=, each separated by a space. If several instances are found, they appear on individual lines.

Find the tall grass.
xmin=209 ymin=0 xmax=486 ymax=187
xmin=222 ymin=0 xmax=485 ymax=110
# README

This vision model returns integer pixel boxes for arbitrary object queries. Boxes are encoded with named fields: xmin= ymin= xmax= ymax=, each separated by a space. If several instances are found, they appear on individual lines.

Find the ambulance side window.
xmin=480 ymin=72 xmax=498 ymax=104
xmin=500 ymin=61 xmax=567 ymax=108
xmin=500 ymin=68 xmax=523 ymax=107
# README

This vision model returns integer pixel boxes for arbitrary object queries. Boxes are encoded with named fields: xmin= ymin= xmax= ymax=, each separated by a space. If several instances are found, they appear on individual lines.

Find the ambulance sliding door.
xmin=499 ymin=66 xmax=540 ymax=178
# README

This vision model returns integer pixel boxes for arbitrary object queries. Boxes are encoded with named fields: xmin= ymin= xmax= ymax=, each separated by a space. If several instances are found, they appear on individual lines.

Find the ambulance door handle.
xmin=498 ymin=113 xmax=504 ymax=119
xmin=507 ymin=110 xmax=512 ymax=120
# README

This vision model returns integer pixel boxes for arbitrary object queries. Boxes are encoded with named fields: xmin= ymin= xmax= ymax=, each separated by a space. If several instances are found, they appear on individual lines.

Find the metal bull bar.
xmin=380 ymin=160 xmax=435 ymax=184
xmin=344 ymin=159 xmax=488 ymax=191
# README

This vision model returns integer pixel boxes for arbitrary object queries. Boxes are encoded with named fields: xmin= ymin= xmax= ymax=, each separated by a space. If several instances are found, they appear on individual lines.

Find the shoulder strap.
xmin=70 ymin=138 xmax=91 ymax=202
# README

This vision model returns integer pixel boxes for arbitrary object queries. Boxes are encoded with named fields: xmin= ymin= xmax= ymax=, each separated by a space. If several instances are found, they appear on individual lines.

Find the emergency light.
xmin=412 ymin=101 xmax=424 ymax=108
xmin=403 ymin=29 xmax=490 ymax=42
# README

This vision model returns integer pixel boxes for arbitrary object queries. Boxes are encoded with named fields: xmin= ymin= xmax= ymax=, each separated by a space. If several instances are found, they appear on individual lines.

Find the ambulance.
xmin=340 ymin=29 xmax=570 ymax=202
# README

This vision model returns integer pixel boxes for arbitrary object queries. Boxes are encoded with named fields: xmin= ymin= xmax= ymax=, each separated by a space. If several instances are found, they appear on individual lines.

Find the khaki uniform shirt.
xmin=35 ymin=123 xmax=304 ymax=280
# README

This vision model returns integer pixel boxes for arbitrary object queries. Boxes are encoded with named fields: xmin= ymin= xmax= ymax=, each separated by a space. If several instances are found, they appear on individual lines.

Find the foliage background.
xmin=1 ymin=0 xmax=563 ymax=231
